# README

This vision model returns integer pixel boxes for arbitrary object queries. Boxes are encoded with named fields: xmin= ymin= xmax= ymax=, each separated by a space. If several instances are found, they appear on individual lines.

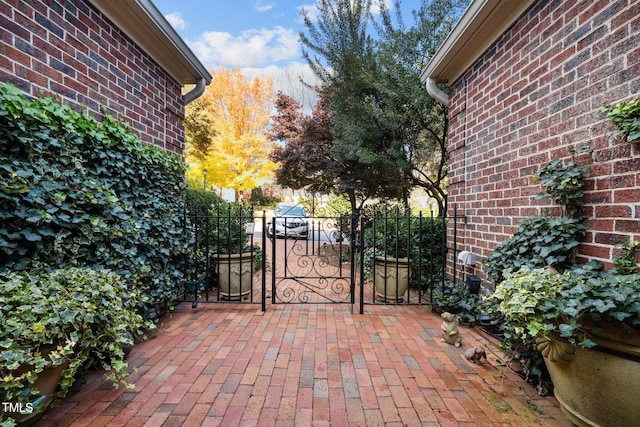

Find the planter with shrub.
xmin=363 ymin=205 xmax=444 ymax=303
xmin=209 ymin=202 xmax=255 ymax=300
xmin=0 ymin=268 xmax=154 ymax=425
xmin=483 ymin=265 xmax=640 ymax=427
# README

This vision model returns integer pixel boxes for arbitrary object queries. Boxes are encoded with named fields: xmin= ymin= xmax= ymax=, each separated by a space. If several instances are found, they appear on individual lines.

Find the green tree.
xmin=371 ymin=0 xmax=467 ymax=215
xmin=298 ymin=0 xmax=468 ymax=215
xmin=300 ymin=0 xmax=406 ymax=213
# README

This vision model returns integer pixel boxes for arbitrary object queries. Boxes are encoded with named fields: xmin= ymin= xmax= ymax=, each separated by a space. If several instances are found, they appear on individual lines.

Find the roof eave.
xmin=87 ymin=0 xmax=211 ymax=87
xmin=420 ymin=0 xmax=536 ymax=86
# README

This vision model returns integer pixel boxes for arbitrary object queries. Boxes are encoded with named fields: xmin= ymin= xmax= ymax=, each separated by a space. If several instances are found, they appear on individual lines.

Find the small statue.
xmin=440 ymin=312 xmax=462 ymax=347
xmin=465 ymin=346 xmax=487 ymax=364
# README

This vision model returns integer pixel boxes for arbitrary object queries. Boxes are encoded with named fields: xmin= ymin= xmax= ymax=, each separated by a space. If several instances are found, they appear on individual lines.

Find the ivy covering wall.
xmin=0 ymin=83 xmax=188 ymax=319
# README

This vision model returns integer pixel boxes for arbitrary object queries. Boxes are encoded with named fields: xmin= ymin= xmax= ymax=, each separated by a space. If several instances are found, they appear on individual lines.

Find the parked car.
xmin=266 ymin=203 xmax=309 ymax=239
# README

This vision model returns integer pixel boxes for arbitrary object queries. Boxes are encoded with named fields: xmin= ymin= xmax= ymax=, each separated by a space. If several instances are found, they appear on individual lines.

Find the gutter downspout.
xmin=184 ymin=78 xmax=206 ymax=105
xmin=426 ymin=77 xmax=449 ymax=107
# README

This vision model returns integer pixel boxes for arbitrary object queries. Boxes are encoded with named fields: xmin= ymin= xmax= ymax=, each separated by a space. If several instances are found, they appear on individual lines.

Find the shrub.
xmin=250 ymin=187 xmax=279 ymax=207
xmin=483 ymin=216 xmax=586 ymax=284
xmin=430 ymin=280 xmax=481 ymax=325
xmin=483 ymin=265 xmax=640 ymax=350
xmin=184 ymin=188 xmax=225 ymax=254
xmin=209 ymin=201 xmax=254 ymax=255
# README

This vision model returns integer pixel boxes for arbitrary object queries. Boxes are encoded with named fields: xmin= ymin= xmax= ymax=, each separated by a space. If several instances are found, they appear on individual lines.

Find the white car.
xmin=266 ymin=203 xmax=309 ymax=239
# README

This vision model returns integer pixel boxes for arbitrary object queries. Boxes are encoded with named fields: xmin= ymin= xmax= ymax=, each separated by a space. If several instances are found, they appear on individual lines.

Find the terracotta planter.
xmin=212 ymin=252 xmax=254 ymax=300
xmin=536 ymin=327 xmax=640 ymax=427
xmin=373 ymin=256 xmax=411 ymax=302
xmin=9 ymin=358 xmax=70 ymax=425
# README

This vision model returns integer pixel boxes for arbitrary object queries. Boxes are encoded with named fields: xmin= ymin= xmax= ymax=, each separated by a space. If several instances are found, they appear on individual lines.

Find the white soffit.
xmin=87 ymin=0 xmax=211 ymax=86
xmin=420 ymin=0 xmax=536 ymax=85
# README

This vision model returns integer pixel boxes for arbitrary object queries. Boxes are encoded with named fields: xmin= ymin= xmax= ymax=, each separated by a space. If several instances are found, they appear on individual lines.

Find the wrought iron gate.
xmin=179 ymin=204 xmax=449 ymax=312
xmin=269 ymin=216 xmax=357 ymax=305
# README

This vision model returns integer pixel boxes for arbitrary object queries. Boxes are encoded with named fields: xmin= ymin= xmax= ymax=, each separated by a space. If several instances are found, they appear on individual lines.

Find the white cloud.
xmin=371 ymin=0 xmax=393 ymax=16
xmin=255 ymin=1 xmax=274 ymax=13
xmin=298 ymin=3 xmax=319 ymax=23
xmin=164 ymin=12 xmax=186 ymax=30
xmin=190 ymin=26 xmax=300 ymax=68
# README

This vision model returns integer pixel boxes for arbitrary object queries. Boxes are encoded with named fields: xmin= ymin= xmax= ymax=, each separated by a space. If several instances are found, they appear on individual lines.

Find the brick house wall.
xmin=0 ymin=0 xmax=186 ymax=154
xmin=446 ymin=0 xmax=640 ymax=280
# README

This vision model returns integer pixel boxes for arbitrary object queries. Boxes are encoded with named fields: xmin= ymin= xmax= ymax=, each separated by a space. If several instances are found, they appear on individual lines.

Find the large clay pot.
xmin=212 ymin=252 xmax=253 ymax=300
xmin=373 ymin=256 xmax=411 ymax=302
xmin=8 ymin=358 xmax=70 ymax=425
xmin=536 ymin=326 xmax=640 ymax=427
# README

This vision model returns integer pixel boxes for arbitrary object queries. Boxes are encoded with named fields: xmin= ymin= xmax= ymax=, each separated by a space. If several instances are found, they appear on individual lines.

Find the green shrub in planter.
xmin=482 ymin=265 xmax=640 ymax=350
xmin=209 ymin=201 xmax=253 ymax=255
xmin=0 ymin=267 xmax=155 ymax=423
xmin=482 ymin=265 xmax=640 ymax=424
xmin=362 ymin=204 xmax=445 ymax=283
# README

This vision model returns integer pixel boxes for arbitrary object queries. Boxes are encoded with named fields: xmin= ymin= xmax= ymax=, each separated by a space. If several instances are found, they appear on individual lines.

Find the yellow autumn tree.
xmin=184 ymin=68 xmax=276 ymax=200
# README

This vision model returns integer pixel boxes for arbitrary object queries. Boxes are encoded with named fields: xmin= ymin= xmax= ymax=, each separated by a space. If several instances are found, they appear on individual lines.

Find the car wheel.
xmin=266 ymin=225 xmax=273 ymax=238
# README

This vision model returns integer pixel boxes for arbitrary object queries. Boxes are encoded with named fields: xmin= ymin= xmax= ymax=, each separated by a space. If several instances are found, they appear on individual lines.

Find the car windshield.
xmin=276 ymin=205 xmax=306 ymax=217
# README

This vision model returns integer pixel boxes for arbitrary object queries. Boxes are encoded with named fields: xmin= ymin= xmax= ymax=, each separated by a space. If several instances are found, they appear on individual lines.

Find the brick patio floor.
xmin=42 ymin=302 xmax=573 ymax=426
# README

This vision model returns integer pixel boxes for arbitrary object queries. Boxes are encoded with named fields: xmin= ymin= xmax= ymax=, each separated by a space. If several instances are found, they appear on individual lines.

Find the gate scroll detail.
xmin=271 ymin=216 xmax=356 ymax=304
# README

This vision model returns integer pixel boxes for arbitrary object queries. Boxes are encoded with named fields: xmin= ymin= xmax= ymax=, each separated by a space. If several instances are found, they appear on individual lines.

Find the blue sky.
xmin=151 ymin=0 xmax=421 ymax=108
xmin=152 ymin=0 xmax=315 ymax=69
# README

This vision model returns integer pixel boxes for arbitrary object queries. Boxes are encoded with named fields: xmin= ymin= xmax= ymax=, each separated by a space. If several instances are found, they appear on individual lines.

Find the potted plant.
xmin=209 ymin=201 xmax=255 ymax=300
xmin=0 ymin=267 xmax=153 ymax=425
xmin=362 ymin=205 xmax=415 ymax=302
xmin=482 ymin=264 xmax=640 ymax=427
xmin=362 ymin=204 xmax=445 ymax=303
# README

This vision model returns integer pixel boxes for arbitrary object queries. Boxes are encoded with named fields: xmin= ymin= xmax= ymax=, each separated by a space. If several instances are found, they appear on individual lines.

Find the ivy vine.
xmin=483 ymin=159 xmax=589 ymax=284
xmin=601 ymin=98 xmax=640 ymax=143
xmin=0 ymin=82 xmax=188 ymax=319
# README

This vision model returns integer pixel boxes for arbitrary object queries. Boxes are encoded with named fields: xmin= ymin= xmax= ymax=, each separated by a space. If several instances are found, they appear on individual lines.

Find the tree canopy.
xmin=271 ymin=0 xmax=468 ymax=214
xmin=184 ymin=68 xmax=276 ymax=200
xmin=271 ymin=89 xmax=410 ymax=212
xmin=299 ymin=0 xmax=406 ymax=211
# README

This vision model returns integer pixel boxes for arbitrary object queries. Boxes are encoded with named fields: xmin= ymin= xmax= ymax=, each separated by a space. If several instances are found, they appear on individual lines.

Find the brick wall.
xmin=0 ymin=0 xmax=185 ymax=154
xmin=447 ymin=0 xmax=640 ymax=280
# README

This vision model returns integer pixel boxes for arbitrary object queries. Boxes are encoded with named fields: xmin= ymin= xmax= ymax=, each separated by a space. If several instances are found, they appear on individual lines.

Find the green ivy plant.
xmin=483 ymin=159 xmax=589 ymax=283
xmin=612 ymin=240 xmax=640 ymax=275
xmin=532 ymin=159 xmax=588 ymax=218
xmin=483 ymin=265 xmax=640 ymax=350
xmin=601 ymin=98 xmax=640 ymax=142
xmin=483 ymin=216 xmax=586 ymax=284
xmin=0 ymin=83 xmax=189 ymax=319
xmin=430 ymin=280 xmax=481 ymax=325
xmin=0 ymin=268 xmax=155 ymax=423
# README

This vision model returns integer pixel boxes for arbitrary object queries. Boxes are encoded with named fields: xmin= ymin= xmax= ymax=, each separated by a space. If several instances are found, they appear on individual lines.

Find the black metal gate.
xmin=269 ymin=216 xmax=357 ymax=305
xmin=178 ymin=204 xmax=448 ymax=312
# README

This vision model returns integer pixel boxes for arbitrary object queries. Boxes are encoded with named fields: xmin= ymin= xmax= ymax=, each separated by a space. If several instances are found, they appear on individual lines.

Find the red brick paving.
xmin=41 ymin=302 xmax=573 ymax=426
